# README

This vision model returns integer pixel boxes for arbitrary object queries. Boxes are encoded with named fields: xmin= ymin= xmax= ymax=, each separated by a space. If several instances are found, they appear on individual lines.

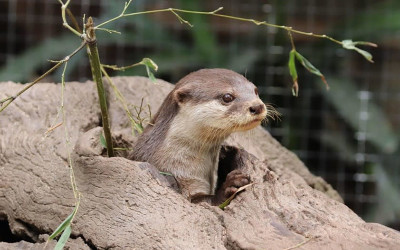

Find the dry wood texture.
xmin=0 ymin=77 xmax=399 ymax=249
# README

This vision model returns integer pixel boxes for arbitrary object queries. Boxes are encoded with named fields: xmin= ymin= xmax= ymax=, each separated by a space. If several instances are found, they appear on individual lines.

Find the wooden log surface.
xmin=0 ymin=77 xmax=399 ymax=249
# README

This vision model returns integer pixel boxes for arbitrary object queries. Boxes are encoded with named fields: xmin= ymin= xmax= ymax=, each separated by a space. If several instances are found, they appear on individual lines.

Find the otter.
xmin=130 ymin=68 xmax=268 ymax=202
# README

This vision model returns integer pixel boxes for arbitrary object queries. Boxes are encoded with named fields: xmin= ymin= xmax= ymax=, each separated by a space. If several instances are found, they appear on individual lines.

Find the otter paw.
xmin=223 ymin=170 xmax=250 ymax=198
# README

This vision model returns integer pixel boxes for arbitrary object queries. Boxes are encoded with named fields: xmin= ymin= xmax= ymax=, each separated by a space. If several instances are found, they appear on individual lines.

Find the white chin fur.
xmin=180 ymin=100 xmax=231 ymax=129
xmin=177 ymin=100 xmax=266 ymax=133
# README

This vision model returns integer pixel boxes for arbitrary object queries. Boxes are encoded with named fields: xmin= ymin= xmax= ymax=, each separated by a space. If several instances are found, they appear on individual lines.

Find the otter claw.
xmin=224 ymin=187 xmax=238 ymax=197
xmin=223 ymin=170 xmax=251 ymax=198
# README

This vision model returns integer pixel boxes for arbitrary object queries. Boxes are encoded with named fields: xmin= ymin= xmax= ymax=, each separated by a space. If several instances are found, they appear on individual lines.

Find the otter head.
xmin=171 ymin=68 xmax=267 ymax=139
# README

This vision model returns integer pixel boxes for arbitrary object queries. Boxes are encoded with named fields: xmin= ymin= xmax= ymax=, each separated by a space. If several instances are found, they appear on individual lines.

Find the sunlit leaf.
xmin=354 ymin=47 xmax=373 ymax=62
xmin=288 ymin=50 xmax=298 ymax=96
xmin=342 ymin=39 xmax=375 ymax=63
xmin=140 ymin=58 xmax=158 ymax=71
xmin=295 ymin=51 xmax=329 ymax=90
xmin=54 ymin=225 xmax=71 ymax=250
xmin=145 ymin=67 xmax=156 ymax=82
xmin=139 ymin=58 xmax=158 ymax=82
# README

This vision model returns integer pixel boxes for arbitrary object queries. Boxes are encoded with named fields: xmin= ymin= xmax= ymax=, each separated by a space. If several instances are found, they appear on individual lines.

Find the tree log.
xmin=0 ymin=77 xmax=399 ymax=249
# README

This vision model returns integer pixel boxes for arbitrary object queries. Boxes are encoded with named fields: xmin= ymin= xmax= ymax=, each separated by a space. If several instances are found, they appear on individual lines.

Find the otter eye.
xmin=255 ymin=88 xmax=259 ymax=96
xmin=222 ymin=93 xmax=235 ymax=103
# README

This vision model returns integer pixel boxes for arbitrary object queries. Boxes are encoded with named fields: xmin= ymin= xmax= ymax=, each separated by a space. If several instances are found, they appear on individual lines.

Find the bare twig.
xmin=44 ymin=122 xmax=63 ymax=135
xmin=102 ymin=62 xmax=142 ymax=71
xmin=57 ymin=0 xmax=82 ymax=37
xmin=66 ymin=8 xmax=82 ymax=33
xmin=95 ymin=6 xmax=342 ymax=45
xmin=101 ymin=67 xmax=150 ymax=134
xmin=60 ymin=61 xmax=80 ymax=199
xmin=95 ymin=27 xmax=121 ymax=34
xmin=284 ymin=237 xmax=313 ymax=250
xmin=288 ymin=30 xmax=296 ymax=50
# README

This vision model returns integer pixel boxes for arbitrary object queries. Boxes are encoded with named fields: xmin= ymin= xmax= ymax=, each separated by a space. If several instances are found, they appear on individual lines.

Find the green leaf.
xmin=54 ymin=225 xmax=71 ymax=250
xmin=140 ymin=58 xmax=158 ymax=72
xmin=146 ymin=67 xmax=156 ymax=82
xmin=288 ymin=50 xmax=297 ymax=80
xmin=48 ymin=206 xmax=77 ymax=240
xmin=294 ymin=51 xmax=329 ymax=90
xmin=133 ymin=122 xmax=143 ymax=134
xmin=342 ymin=39 xmax=375 ymax=63
xmin=159 ymin=171 xmax=173 ymax=176
xmin=288 ymin=50 xmax=298 ymax=96
xmin=353 ymin=47 xmax=374 ymax=62
xmin=100 ymin=133 xmax=107 ymax=149
xmin=140 ymin=58 xmax=158 ymax=82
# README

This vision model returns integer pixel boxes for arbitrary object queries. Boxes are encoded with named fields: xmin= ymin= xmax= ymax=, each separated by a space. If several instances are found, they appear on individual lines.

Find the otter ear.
xmin=174 ymin=88 xmax=191 ymax=104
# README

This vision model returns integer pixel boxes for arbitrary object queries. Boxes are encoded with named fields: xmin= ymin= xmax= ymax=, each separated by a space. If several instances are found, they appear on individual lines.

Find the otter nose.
xmin=249 ymin=104 xmax=265 ymax=115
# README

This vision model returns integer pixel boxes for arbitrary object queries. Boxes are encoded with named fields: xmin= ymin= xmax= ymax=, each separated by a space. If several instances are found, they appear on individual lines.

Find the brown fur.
xmin=130 ymin=69 xmax=267 ymax=200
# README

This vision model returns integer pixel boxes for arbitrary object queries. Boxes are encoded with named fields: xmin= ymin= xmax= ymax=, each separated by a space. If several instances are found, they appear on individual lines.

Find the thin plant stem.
xmin=60 ymin=62 xmax=79 ymax=199
xmin=45 ymin=62 xmax=81 ymax=248
xmin=101 ymin=66 xmax=146 ymax=134
xmin=95 ymin=0 xmax=134 ymax=29
xmin=57 ymin=0 xmax=82 ymax=37
xmin=85 ymin=17 xmax=114 ymax=157
xmin=95 ymin=7 xmax=343 ymax=45
xmin=288 ymin=31 xmax=296 ymax=50
xmin=102 ymin=62 xmax=142 ymax=71
xmin=101 ymin=66 xmax=136 ymax=122
xmin=66 ymin=8 xmax=82 ymax=33
xmin=284 ymin=237 xmax=313 ymax=250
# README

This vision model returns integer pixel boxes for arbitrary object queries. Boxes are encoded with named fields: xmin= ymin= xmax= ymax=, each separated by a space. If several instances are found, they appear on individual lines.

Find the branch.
xmin=66 ymin=8 xmax=82 ymax=33
xmin=92 ymin=4 xmax=376 ymax=97
xmin=57 ymin=0 xmax=82 ymax=37
xmin=95 ymin=6 xmax=343 ymax=45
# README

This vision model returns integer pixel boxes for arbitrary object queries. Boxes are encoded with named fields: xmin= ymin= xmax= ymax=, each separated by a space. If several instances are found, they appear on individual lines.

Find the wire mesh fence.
xmin=1 ymin=0 xmax=399 ymax=229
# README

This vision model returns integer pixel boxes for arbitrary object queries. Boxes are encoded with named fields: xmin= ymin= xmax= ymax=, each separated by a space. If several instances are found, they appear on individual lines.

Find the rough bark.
xmin=0 ymin=77 xmax=399 ymax=249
